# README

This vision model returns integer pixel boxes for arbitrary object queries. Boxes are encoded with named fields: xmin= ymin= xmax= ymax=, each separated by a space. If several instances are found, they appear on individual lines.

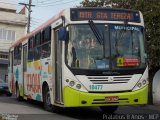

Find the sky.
xmin=2 ymin=0 xmax=83 ymax=31
xmin=18 ymin=0 xmax=83 ymax=30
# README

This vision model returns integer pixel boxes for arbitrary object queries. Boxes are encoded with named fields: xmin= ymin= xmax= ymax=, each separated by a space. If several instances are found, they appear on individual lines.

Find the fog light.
xmin=69 ymin=81 xmax=75 ymax=87
xmin=76 ymin=84 xmax=81 ymax=89
xmin=134 ymin=99 xmax=138 ymax=102
xmin=137 ymin=82 xmax=142 ymax=88
xmin=142 ymin=80 xmax=147 ymax=85
xmin=81 ymin=100 xmax=87 ymax=104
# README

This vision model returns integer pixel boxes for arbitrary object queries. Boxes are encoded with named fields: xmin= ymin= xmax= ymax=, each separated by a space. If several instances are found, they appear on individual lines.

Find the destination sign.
xmin=70 ymin=8 xmax=140 ymax=23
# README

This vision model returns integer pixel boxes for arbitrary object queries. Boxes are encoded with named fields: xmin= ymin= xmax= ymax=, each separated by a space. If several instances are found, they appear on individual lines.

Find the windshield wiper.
xmin=88 ymin=20 xmax=106 ymax=59
xmin=88 ymin=20 xmax=103 ymax=45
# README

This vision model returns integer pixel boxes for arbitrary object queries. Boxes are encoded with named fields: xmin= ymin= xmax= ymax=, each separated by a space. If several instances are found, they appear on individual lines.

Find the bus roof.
xmin=10 ymin=7 xmax=142 ymax=49
xmin=10 ymin=9 xmax=65 ymax=49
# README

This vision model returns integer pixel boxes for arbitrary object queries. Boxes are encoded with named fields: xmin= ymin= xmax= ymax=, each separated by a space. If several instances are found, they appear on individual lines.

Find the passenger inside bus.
xmin=117 ymin=40 xmax=129 ymax=56
xmin=67 ymin=25 xmax=106 ymax=69
xmin=67 ymin=41 xmax=75 ymax=67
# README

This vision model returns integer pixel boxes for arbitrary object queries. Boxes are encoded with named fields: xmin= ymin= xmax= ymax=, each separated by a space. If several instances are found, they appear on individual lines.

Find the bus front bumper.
xmin=63 ymin=85 xmax=148 ymax=107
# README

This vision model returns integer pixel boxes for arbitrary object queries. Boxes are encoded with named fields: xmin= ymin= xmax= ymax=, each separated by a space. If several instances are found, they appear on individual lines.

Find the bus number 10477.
xmin=89 ymin=85 xmax=103 ymax=90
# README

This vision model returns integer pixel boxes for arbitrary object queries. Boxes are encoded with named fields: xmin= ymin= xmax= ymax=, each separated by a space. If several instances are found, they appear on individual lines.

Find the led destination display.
xmin=71 ymin=8 xmax=140 ymax=23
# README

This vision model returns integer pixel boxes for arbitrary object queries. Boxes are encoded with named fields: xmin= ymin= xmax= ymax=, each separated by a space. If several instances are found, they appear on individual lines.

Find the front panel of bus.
xmin=62 ymin=8 xmax=148 ymax=107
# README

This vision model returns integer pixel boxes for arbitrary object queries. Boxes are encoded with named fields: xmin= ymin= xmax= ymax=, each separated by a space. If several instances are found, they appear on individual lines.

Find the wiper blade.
xmin=88 ymin=20 xmax=103 ymax=45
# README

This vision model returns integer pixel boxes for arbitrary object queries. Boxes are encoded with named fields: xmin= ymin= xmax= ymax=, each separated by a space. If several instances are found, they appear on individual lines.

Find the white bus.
xmin=8 ymin=8 xmax=148 ymax=113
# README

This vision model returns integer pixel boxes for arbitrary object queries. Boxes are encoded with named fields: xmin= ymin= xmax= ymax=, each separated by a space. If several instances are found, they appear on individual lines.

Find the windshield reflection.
xmin=110 ymin=25 xmax=145 ymax=69
xmin=66 ymin=24 xmax=108 ymax=69
xmin=66 ymin=24 xmax=146 ymax=70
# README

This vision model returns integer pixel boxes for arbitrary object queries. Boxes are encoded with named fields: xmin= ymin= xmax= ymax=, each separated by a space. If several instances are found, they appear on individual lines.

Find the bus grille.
xmin=87 ymin=76 xmax=132 ymax=84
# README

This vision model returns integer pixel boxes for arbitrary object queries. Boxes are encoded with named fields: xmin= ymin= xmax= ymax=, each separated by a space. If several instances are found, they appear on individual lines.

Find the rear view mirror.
xmin=58 ymin=27 xmax=68 ymax=41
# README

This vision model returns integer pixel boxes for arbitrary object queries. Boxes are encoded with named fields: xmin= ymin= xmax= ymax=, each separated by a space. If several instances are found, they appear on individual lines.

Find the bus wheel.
xmin=100 ymin=106 xmax=118 ymax=114
xmin=43 ymin=86 xmax=62 ymax=112
xmin=16 ymin=85 xmax=23 ymax=101
xmin=43 ymin=86 xmax=53 ymax=112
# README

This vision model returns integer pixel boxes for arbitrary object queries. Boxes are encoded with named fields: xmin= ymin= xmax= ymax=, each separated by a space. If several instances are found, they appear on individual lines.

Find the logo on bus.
xmin=108 ymin=77 xmax=114 ymax=82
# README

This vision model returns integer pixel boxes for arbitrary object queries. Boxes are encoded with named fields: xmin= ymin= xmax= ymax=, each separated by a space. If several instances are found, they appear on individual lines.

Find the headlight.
xmin=132 ymin=67 xmax=148 ymax=91
xmin=69 ymin=81 xmax=75 ymax=87
xmin=137 ymin=83 xmax=142 ymax=88
xmin=76 ymin=84 xmax=81 ymax=89
xmin=142 ymin=80 xmax=147 ymax=85
xmin=133 ymin=79 xmax=148 ymax=91
xmin=66 ymin=79 xmax=69 ymax=83
xmin=65 ymin=78 xmax=87 ymax=92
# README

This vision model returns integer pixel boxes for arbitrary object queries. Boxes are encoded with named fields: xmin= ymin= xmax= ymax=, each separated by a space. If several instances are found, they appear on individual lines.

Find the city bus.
xmin=8 ymin=7 xmax=148 ymax=113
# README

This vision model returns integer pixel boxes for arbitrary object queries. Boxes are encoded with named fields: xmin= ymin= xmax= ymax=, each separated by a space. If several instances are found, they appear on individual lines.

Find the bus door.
xmin=22 ymin=44 xmax=27 ymax=96
xmin=54 ymin=29 xmax=63 ymax=104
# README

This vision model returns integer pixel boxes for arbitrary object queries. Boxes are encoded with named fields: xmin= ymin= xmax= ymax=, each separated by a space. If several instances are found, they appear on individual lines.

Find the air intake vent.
xmin=87 ymin=76 xmax=132 ymax=84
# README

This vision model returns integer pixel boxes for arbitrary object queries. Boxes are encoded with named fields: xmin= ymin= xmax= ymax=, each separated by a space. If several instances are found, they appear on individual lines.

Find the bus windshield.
xmin=66 ymin=24 xmax=146 ymax=70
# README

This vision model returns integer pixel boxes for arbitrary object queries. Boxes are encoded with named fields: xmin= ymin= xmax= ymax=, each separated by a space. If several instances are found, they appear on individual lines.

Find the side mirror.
xmin=58 ymin=27 xmax=68 ymax=41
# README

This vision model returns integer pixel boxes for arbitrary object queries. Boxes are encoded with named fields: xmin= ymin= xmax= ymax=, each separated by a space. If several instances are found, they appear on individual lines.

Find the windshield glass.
xmin=66 ymin=24 xmax=109 ymax=69
xmin=66 ymin=24 xmax=146 ymax=70
xmin=110 ymin=25 xmax=146 ymax=69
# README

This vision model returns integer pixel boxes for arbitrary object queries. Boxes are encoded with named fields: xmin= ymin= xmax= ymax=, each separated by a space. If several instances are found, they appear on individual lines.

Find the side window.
xmin=27 ymin=26 xmax=51 ymax=61
xmin=41 ymin=26 xmax=51 ymax=59
xmin=42 ymin=26 xmax=51 ymax=43
xmin=17 ymin=44 xmax=22 ymax=65
xmin=45 ymin=26 xmax=51 ymax=41
xmin=41 ymin=43 xmax=51 ymax=58
xmin=42 ymin=30 xmax=45 ymax=44
xmin=34 ymin=32 xmax=41 ymax=60
xmin=28 ymin=36 xmax=34 ymax=49
xmin=13 ymin=47 xmax=17 ymax=65
xmin=28 ymin=37 xmax=34 ymax=62
xmin=35 ymin=32 xmax=41 ymax=46
xmin=14 ymin=44 xmax=22 ymax=65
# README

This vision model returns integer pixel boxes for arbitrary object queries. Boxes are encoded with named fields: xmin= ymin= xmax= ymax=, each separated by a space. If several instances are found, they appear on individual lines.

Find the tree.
xmin=80 ymin=0 xmax=160 ymax=70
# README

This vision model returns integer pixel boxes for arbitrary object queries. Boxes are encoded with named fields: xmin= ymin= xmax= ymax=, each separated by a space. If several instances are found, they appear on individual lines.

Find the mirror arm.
xmin=61 ymin=16 xmax=65 ymax=27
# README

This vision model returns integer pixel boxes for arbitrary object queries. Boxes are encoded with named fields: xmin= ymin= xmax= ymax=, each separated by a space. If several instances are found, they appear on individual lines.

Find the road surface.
xmin=0 ymin=96 xmax=160 ymax=120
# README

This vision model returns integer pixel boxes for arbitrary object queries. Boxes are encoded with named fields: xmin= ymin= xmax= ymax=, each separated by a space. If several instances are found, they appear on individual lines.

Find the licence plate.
xmin=105 ymin=96 xmax=119 ymax=102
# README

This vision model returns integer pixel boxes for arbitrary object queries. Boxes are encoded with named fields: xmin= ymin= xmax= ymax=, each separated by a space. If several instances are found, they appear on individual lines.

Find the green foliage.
xmin=80 ymin=0 xmax=160 ymax=69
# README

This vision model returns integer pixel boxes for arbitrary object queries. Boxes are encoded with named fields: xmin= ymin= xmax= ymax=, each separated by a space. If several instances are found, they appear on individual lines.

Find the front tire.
xmin=43 ymin=86 xmax=62 ymax=112
xmin=100 ymin=106 xmax=118 ymax=114
xmin=43 ymin=86 xmax=53 ymax=112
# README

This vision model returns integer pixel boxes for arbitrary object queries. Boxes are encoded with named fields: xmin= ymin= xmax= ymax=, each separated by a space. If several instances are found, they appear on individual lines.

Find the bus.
xmin=8 ymin=7 xmax=148 ymax=113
